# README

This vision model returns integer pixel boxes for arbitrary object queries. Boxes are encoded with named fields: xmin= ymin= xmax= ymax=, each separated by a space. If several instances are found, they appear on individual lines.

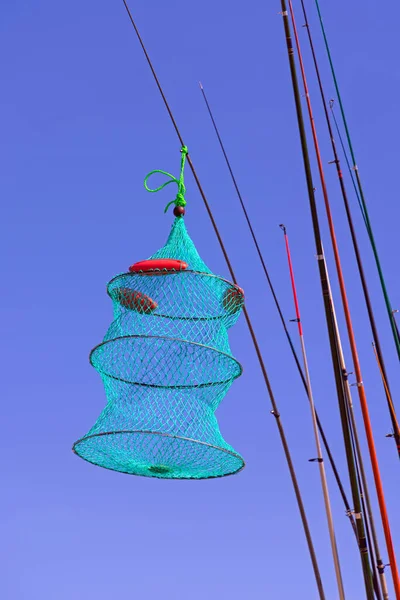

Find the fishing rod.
xmin=198 ymin=80 xmax=356 ymax=534
xmin=313 ymin=0 xmax=400 ymax=363
xmin=373 ymin=342 xmax=400 ymax=451
xmin=287 ymin=1 xmax=400 ymax=596
xmin=349 ymin=420 xmax=385 ymax=600
xmin=281 ymin=224 xmax=345 ymax=600
xmin=328 ymin=101 xmax=367 ymax=228
xmin=298 ymin=0 xmax=400 ymax=459
xmin=280 ymin=2 xmax=375 ymax=597
xmin=392 ymin=312 xmax=400 ymax=347
xmin=329 ymin=106 xmax=400 ymax=451
xmin=325 ymin=257 xmax=389 ymax=600
xmin=119 ymin=1 xmax=326 ymax=596
xmin=329 ymin=96 xmax=400 ymax=455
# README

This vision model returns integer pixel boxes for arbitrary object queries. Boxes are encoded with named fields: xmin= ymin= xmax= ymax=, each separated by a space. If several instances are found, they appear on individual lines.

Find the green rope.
xmin=144 ymin=146 xmax=188 ymax=214
xmin=315 ymin=0 xmax=400 ymax=359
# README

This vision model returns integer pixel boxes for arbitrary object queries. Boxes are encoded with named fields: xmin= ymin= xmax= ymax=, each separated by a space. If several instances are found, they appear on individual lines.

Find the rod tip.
xmin=199 ymin=81 xmax=203 ymax=90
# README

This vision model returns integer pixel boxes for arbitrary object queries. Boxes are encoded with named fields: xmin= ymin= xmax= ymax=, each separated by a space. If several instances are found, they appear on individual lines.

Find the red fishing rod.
xmin=287 ymin=2 xmax=400 ymax=597
xmin=281 ymin=224 xmax=345 ymax=600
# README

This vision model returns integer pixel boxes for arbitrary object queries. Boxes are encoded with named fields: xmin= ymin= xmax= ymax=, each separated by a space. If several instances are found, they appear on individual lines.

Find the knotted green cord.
xmin=144 ymin=146 xmax=188 ymax=214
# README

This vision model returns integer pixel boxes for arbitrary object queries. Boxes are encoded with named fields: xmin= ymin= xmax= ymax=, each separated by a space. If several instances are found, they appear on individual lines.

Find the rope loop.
xmin=144 ymin=146 xmax=188 ymax=214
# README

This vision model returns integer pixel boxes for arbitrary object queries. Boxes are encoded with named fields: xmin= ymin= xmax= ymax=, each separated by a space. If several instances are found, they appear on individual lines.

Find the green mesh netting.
xmin=73 ymin=201 xmax=245 ymax=479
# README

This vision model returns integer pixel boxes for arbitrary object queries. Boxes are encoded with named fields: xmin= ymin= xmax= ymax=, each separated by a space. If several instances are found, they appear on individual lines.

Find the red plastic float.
xmin=115 ymin=288 xmax=158 ymax=314
xmin=129 ymin=259 xmax=188 ymax=274
xmin=223 ymin=285 xmax=245 ymax=315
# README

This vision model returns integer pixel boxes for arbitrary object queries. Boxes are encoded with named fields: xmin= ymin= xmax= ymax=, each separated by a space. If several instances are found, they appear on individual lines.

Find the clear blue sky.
xmin=2 ymin=1 xmax=399 ymax=598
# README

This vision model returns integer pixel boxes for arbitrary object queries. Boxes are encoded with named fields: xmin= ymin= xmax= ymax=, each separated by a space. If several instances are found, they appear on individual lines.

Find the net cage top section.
xmin=150 ymin=216 xmax=213 ymax=274
xmin=105 ymin=218 xmax=244 ymax=351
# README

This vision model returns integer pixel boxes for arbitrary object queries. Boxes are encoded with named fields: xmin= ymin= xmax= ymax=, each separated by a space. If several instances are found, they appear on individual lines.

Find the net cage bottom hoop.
xmin=72 ymin=429 xmax=245 ymax=479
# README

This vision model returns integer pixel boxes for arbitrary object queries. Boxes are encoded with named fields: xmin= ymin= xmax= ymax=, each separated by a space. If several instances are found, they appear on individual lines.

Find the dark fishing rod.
xmin=314 ymin=0 xmax=400 ymax=363
xmin=281 ymin=225 xmax=345 ymax=599
xmin=120 ymin=1 xmax=326 ymax=596
xmin=373 ymin=342 xmax=400 ymax=465
xmin=329 ymin=101 xmax=367 ymax=229
xmin=393 ymin=312 xmax=400 ymax=349
xmin=299 ymin=0 xmax=400 ymax=458
xmin=288 ymin=1 xmax=400 ymax=596
xmin=198 ymin=80 xmax=355 ymax=533
xmin=280 ymin=2 xmax=375 ymax=597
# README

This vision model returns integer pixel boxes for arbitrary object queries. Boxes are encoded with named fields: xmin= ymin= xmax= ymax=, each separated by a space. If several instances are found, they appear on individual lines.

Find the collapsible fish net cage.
xmin=73 ymin=214 xmax=245 ymax=479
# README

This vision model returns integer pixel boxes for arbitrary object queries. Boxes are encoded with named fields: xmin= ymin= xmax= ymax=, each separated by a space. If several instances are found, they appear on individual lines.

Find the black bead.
xmin=174 ymin=205 xmax=185 ymax=217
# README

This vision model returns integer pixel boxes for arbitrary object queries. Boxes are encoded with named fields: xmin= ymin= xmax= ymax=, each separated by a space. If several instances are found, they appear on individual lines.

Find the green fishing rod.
xmin=314 ymin=0 xmax=400 ymax=362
